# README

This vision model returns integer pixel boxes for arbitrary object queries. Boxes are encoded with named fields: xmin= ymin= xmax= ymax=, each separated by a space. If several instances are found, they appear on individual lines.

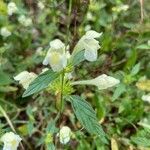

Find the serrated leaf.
xmin=131 ymin=128 xmax=150 ymax=148
xmin=69 ymin=95 xmax=107 ymax=144
xmin=131 ymin=137 xmax=150 ymax=147
xmin=23 ymin=70 xmax=59 ymax=97
xmin=70 ymin=50 xmax=85 ymax=66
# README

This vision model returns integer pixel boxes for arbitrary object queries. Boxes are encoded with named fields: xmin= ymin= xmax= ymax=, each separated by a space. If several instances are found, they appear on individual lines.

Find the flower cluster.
xmin=59 ymin=126 xmax=72 ymax=144
xmin=18 ymin=15 xmax=32 ymax=27
xmin=14 ymin=30 xmax=120 ymax=91
xmin=7 ymin=2 xmax=18 ymax=16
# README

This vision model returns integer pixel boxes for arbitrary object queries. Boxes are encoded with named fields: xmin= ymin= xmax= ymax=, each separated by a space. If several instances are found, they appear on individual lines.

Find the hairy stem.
xmin=56 ymin=0 xmax=72 ymax=148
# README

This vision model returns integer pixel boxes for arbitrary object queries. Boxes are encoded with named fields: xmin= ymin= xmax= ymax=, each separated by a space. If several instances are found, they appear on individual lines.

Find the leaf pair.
xmin=23 ymin=50 xmax=85 ymax=97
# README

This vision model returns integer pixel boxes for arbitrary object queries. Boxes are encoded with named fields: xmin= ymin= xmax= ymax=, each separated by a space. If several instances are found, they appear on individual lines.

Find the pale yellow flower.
xmin=71 ymin=74 xmax=120 ymax=90
xmin=74 ymin=30 xmax=102 ymax=61
xmin=1 ymin=132 xmax=22 ymax=150
xmin=43 ymin=39 xmax=68 ymax=72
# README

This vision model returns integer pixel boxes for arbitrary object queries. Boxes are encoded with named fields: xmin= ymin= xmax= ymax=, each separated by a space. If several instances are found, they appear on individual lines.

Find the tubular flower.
xmin=59 ymin=126 xmax=71 ymax=144
xmin=7 ymin=2 xmax=18 ymax=16
xmin=0 ymin=132 xmax=22 ymax=150
xmin=71 ymin=74 xmax=120 ymax=90
xmin=43 ymin=39 xmax=68 ymax=72
xmin=14 ymin=71 xmax=37 ymax=89
xmin=74 ymin=30 xmax=102 ymax=61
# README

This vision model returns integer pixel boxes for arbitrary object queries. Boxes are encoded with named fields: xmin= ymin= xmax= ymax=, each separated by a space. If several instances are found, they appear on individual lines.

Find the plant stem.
xmin=57 ymin=0 xmax=72 ymax=148
xmin=0 ymin=106 xmax=25 ymax=150
xmin=60 ymin=70 xmax=65 ymax=113
xmin=59 ymin=0 xmax=73 ymax=118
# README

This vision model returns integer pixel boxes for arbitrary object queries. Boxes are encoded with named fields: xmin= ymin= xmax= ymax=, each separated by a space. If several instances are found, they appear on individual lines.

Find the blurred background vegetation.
xmin=0 ymin=0 xmax=150 ymax=149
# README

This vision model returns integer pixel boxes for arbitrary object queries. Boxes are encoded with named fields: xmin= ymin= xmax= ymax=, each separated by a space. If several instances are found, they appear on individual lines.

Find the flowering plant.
xmin=12 ymin=29 xmax=120 ymax=148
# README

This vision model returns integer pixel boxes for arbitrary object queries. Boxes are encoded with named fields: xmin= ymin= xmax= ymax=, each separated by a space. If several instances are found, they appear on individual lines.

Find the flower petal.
xmin=50 ymin=39 xmax=65 ymax=51
xmin=85 ymin=30 xmax=102 ymax=39
xmin=84 ymin=49 xmax=97 ymax=61
xmin=14 ymin=71 xmax=29 ymax=81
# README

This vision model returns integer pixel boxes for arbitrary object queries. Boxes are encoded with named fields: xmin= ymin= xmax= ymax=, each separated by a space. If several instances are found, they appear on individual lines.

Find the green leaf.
xmin=130 ymin=63 xmax=140 ymax=76
xmin=46 ymin=120 xmax=58 ymax=134
xmin=0 ymin=71 xmax=12 ymax=86
xmin=0 ymin=86 xmax=17 ymax=92
xmin=94 ymin=94 xmax=106 ymax=120
xmin=131 ymin=128 xmax=150 ymax=148
xmin=46 ymin=143 xmax=55 ymax=150
xmin=23 ymin=70 xmax=59 ymax=97
xmin=69 ymin=95 xmax=107 ymax=144
xmin=136 ymin=44 xmax=150 ymax=50
xmin=125 ymin=49 xmax=137 ymax=70
xmin=70 ymin=50 xmax=85 ymax=66
xmin=112 ymin=84 xmax=126 ymax=101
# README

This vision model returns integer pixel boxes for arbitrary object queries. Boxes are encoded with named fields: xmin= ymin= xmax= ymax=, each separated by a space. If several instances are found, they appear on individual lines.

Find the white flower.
xmin=87 ymin=12 xmax=93 ymax=21
xmin=66 ymin=51 xmax=71 ymax=59
xmin=71 ymin=74 xmax=120 ymax=90
xmin=7 ymin=2 xmax=18 ymax=16
xmin=142 ymin=94 xmax=150 ymax=103
xmin=37 ymin=1 xmax=45 ymax=10
xmin=1 ymin=132 xmax=22 ymax=150
xmin=112 ymin=5 xmax=129 ymax=12
xmin=85 ymin=25 xmax=91 ymax=31
xmin=49 ymin=39 xmax=65 ymax=51
xmin=36 ymin=47 xmax=43 ymax=55
xmin=0 ymin=27 xmax=11 ymax=38
xmin=74 ymin=30 xmax=102 ymax=62
xmin=43 ymin=39 xmax=68 ymax=72
xmin=14 ymin=71 xmax=37 ymax=89
xmin=18 ymin=15 xmax=32 ymax=27
xmin=59 ymin=126 xmax=71 ymax=144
